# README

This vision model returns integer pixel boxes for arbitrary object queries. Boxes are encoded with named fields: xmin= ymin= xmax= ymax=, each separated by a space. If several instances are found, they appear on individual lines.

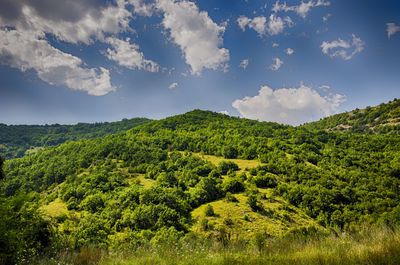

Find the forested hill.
xmin=302 ymin=98 xmax=400 ymax=134
xmin=1 ymin=107 xmax=400 ymax=263
xmin=0 ymin=117 xmax=151 ymax=159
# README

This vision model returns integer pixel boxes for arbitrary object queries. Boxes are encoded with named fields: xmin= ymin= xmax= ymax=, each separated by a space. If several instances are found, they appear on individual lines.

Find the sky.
xmin=0 ymin=0 xmax=399 ymax=125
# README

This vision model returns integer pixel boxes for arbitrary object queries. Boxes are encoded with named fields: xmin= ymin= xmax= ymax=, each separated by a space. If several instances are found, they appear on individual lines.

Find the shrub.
xmin=253 ymin=173 xmax=277 ymax=188
xmin=205 ymin=204 xmax=215 ymax=217
xmin=225 ymin=192 xmax=239 ymax=202
xmin=247 ymin=194 xmax=259 ymax=211
xmin=218 ymin=161 xmax=239 ymax=175
xmin=222 ymin=178 xmax=245 ymax=193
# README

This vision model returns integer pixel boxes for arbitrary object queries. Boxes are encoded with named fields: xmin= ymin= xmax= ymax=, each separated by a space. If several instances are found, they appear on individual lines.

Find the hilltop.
xmin=302 ymin=98 xmax=400 ymax=134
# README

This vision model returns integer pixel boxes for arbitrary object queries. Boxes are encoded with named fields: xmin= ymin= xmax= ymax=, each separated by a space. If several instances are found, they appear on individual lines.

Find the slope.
xmin=302 ymin=98 xmax=400 ymax=134
xmin=1 ymin=106 xmax=400 ymax=254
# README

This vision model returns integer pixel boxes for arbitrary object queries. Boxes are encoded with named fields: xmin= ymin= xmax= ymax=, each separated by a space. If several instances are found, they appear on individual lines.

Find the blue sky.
xmin=0 ymin=0 xmax=399 ymax=125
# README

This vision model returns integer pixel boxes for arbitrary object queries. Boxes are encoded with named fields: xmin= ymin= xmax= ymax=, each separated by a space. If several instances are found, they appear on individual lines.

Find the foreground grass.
xmin=35 ymin=227 xmax=400 ymax=265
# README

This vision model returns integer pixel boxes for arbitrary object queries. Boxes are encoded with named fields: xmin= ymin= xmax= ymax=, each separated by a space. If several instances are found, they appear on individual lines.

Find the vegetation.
xmin=0 ymin=117 xmax=150 ymax=159
xmin=303 ymin=98 xmax=400 ymax=134
xmin=1 ymin=99 xmax=400 ymax=264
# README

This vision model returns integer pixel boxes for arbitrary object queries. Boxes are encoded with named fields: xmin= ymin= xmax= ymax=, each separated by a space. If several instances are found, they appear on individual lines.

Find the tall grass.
xmin=32 ymin=227 xmax=400 ymax=265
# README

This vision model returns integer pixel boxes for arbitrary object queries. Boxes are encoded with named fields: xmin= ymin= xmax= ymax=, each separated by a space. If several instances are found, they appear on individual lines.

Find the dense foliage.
xmin=302 ymin=98 xmax=400 ymax=134
xmin=0 ymin=118 xmax=150 ymax=159
xmin=1 ymin=101 xmax=400 ymax=263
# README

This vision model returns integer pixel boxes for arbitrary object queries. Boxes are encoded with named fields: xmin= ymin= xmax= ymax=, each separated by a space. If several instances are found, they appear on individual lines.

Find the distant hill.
xmin=0 ymin=118 xmax=151 ymax=159
xmin=302 ymin=98 xmax=400 ymax=134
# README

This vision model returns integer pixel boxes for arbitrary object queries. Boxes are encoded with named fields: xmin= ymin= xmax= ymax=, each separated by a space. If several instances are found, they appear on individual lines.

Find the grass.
xmin=194 ymin=153 xmax=264 ymax=174
xmin=40 ymin=198 xmax=69 ymax=218
xmin=25 ymin=146 xmax=45 ymax=155
xmin=82 ymin=227 xmax=400 ymax=265
xmin=135 ymin=174 xmax=156 ymax=188
xmin=191 ymin=189 xmax=319 ymax=240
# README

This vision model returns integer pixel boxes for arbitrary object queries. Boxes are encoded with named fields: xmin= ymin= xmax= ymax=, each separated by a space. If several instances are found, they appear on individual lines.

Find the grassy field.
xmin=193 ymin=153 xmax=264 ymax=174
xmin=33 ymin=227 xmax=400 ymax=265
xmin=40 ymin=197 xmax=69 ymax=218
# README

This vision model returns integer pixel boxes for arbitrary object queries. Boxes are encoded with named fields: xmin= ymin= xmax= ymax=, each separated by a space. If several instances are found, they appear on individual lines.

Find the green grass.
xmin=39 ymin=227 xmax=398 ymax=265
xmin=40 ymin=198 xmax=69 ymax=218
xmin=191 ymin=189 xmax=320 ymax=240
xmin=194 ymin=153 xmax=264 ymax=174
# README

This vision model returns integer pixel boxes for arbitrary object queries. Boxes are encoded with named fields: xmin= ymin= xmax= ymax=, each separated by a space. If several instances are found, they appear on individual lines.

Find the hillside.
xmin=302 ymin=98 xmax=400 ymax=134
xmin=0 ymin=117 xmax=151 ymax=159
xmin=1 ymin=107 xmax=400 ymax=264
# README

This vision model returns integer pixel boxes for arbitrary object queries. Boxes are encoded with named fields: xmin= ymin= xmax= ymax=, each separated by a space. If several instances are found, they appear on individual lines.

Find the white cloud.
xmin=321 ymin=34 xmax=365 ymax=60
xmin=219 ymin=110 xmax=230 ymax=115
xmin=239 ymin=59 xmax=249 ymax=70
xmin=269 ymin=57 xmax=283 ymax=71
xmin=0 ymin=28 xmax=115 ymax=96
xmin=0 ymin=0 xmax=134 ymax=95
xmin=238 ymin=15 xmax=266 ymax=35
xmin=105 ymin=37 xmax=159 ymax=72
xmin=237 ymin=14 xmax=290 ymax=36
xmin=168 ymin=82 xmax=178 ymax=89
xmin=284 ymin=16 xmax=295 ymax=27
xmin=319 ymin=85 xmax=331 ymax=90
xmin=272 ymin=0 xmax=330 ymax=19
xmin=387 ymin=23 xmax=400 ymax=39
xmin=285 ymin=48 xmax=294 ymax=55
xmin=272 ymin=42 xmax=280 ymax=48
xmin=157 ymin=0 xmax=229 ymax=75
xmin=129 ymin=0 xmax=156 ymax=16
xmin=232 ymin=84 xmax=345 ymax=125
xmin=267 ymin=14 xmax=285 ymax=35
xmin=12 ymin=1 xmax=132 ymax=45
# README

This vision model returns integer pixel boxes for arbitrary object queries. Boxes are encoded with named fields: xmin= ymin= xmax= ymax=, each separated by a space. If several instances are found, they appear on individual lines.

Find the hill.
xmin=1 ymin=107 xmax=400 ymax=264
xmin=302 ymin=98 xmax=400 ymax=134
xmin=0 ymin=117 xmax=151 ymax=159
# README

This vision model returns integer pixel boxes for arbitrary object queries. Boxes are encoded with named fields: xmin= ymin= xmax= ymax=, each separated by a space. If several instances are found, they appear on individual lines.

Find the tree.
xmin=0 ymin=156 xmax=4 ymax=180
xmin=222 ymin=146 xmax=238 ymax=159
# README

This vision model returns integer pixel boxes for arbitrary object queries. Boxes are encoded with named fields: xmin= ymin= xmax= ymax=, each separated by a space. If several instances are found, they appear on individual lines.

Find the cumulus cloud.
xmin=219 ymin=110 xmax=230 ymax=115
xmin=0 ymin=28 xmax=115 ymax=96
xmin=387 ymin=23 xmax=400 ymax=39
xmin=232 ymin=84 xmax=345 ymax=125
xmin=272 ymin=0 xmax=330 ymax=19
xmin=321 ymin=34 xmax=365 ymax=60
xmin=168 ymin=82 xmax=178 ymax=89
xmin=237 ymin=14 xmax=290 ymax=36
xmin=157 ymin=0 xmax=229 ymax=75
xmin=105 ymin=37 xmax=159 ymax=72
xmin=272 ymin=43 xmax=280 ymax=48
xmin=0 ymin=0 xmax=139 ymax=95
xmin=239 ymin=59 xmax=249 ymax=70
xmin=285 ymin=48 xmax=294 ymax=55
xmin=269 ymin=57 xmax=283 ymax=71
xmin=2 ymin=0 xmax=132 ymax=45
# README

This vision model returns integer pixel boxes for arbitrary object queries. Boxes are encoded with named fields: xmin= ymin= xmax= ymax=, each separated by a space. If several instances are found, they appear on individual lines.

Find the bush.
xmin=205 ymin=204 xmax=215 ymax=217
xmin=225 ymin=192 xmax=238 ymax=202
xmin=218 ymin=161 xmax=239 ymax=175
xmin=222 ymin=178 xmax=245 ymax=193
xmin=247 ymin=194 xmax=259 ymax=211
xmin=253 ymin=173 xmax=277 ymax=188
